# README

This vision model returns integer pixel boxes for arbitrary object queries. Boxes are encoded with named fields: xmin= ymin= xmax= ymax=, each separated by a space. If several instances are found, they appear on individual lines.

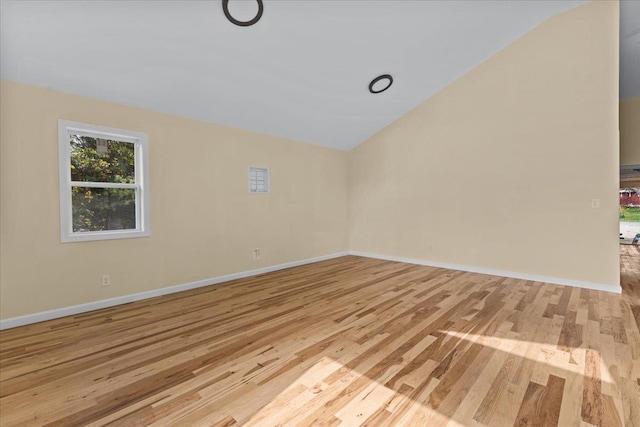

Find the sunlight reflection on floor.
xmin=244 ymin=356 xmax=457 ymax=426
xmin=440 ymin=330 xmax=615 ymax=387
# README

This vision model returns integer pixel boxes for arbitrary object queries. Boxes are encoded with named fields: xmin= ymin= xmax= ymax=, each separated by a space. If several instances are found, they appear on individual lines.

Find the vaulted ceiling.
xmin=2 ymin=0 xmax=633 ymax=151
xmin=621 ymin=0 xmax=640 ymax=101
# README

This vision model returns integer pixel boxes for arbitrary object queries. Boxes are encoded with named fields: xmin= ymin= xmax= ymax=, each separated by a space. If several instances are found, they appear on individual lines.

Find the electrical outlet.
xmin=253 ymin=248 xmax=261 ymax=260
xmin=102 ymin=274 xmax=111 ymax=286
xmin=591 ymin=198 xmax=600 ymax=209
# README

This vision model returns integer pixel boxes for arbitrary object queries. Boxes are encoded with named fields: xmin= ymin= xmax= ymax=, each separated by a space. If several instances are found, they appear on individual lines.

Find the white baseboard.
xmin=2 ymin=249 xmax=621 ymax=330
xmin=0 ymin=251 xmax=349 ymax=330
xmin=349 ymin=250 xmax=622 ymax=294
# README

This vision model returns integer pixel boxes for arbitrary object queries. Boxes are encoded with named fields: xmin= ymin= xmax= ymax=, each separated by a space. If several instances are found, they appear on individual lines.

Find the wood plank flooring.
xmin=1 ymin=246 xmax=639 ymax=426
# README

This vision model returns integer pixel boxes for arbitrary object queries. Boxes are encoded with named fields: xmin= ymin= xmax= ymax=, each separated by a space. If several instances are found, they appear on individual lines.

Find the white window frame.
xmin=248 ymin=166 xmax=270 ymax=193
xmin=58 ymin=120 xmax=151 ymax=243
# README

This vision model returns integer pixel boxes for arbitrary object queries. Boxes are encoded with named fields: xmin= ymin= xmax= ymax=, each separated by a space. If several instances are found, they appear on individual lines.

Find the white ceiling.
xmin=1 ymin=0 xmax=610 ymax=151
xmin=621 ymin=0 xmax=640 ymax=101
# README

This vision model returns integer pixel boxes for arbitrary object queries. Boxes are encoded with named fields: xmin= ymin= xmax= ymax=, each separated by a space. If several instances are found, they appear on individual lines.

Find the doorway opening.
xmin=619 ymin=164 xmax=640 ymax=245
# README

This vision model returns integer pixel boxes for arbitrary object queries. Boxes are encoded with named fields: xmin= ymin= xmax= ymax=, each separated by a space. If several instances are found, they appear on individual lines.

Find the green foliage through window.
xmin=70 ymin=135 xmax=135 ymax=183
xmin=620 ymin=206 xmax=640 ymax=223
xmin=70 ymin=135 xmax=137 ymax=232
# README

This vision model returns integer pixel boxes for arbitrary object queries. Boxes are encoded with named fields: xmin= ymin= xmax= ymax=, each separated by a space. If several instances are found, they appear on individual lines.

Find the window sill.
xmin=61 ymin=229 xmax=151 ymax=243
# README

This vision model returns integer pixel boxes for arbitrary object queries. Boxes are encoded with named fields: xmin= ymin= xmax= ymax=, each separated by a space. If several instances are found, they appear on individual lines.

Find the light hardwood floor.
xmin=1 ymin=247 xmax=639 ymax=426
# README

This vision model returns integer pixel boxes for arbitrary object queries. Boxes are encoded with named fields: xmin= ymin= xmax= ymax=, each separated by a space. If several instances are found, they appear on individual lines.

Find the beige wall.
xmin=0 ymin=80 xmax=349 ymax=319
xmin=620 ymin=96 xmax=640 ymax=166
xmin=349 ymin=1 xmax=620 ymax=287
xmin=0 ymin=0 xmax=623 ymax=321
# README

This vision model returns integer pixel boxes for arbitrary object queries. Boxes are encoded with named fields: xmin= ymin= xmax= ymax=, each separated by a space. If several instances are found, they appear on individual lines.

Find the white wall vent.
xmin=249 ymin=167 xmax=270 ymax=193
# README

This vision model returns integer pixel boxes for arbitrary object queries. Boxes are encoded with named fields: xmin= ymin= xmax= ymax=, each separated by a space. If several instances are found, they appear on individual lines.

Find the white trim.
xmin=0 ymin=252 xmax=349 ymax=330
xmin=349 ymin=250 xmax=622 ymax=294
xmin=2 ymin=249 xmax=621 ymax=330
xmin=58 ymin=120 xmax=151 ymax=243
xmin=69 ymin=181 xmax=137 ymax=189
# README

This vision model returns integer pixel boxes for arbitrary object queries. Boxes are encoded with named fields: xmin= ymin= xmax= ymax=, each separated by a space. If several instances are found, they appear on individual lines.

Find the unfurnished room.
xmin=1 ymin=0 xmax=639 ymax=426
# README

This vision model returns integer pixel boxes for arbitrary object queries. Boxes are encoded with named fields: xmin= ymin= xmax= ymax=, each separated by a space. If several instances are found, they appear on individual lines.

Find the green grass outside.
xmin=620 ymin=206 xmax=640 ymax=222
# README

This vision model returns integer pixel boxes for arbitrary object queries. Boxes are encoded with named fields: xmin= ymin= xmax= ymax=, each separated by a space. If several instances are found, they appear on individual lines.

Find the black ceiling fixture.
xmin=369 ymin=74 xmax=393 ymax=94
xmin=222 ymin=0 xmax=263 ymax=27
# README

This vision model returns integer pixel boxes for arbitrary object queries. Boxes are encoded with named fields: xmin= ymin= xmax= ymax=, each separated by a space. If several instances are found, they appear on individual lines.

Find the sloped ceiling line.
xmin=1 ymin=0 xmax=601 ymax=150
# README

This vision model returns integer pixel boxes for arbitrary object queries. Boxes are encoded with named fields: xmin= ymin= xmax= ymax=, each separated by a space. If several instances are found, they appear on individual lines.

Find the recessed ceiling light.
xmin=369 ymin=74 xmax=393 ymax=94
xmin=222 ymin=0 xmax=263 ymax=27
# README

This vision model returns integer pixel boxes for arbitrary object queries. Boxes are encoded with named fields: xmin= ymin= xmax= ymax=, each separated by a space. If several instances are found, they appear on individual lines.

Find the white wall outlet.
xmin=591 ymin=198 xmax=600 ymax=209
xmin=102 ymin=274 xmax=111 ymax=286
xmin=253 ymin=248 xmax=261 ymax=260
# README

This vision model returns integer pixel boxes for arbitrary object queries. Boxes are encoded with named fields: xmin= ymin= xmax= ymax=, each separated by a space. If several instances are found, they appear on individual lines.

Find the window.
xmin=249 ymin=167 xmax=270 ymax=193
xmin=58 ymin=120 xmax=150 ymax=242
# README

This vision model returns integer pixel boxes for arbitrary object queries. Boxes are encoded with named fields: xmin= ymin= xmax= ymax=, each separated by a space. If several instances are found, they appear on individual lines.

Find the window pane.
xmin=70 ymin=135 xmax=135 ymax=183
xmin=72 ymin=187 xmax=137 ymax=232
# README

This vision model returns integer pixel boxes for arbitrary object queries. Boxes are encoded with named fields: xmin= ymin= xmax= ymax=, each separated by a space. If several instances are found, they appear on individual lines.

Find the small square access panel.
xmin=249 ymin=167 xmax=270 ymax=193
